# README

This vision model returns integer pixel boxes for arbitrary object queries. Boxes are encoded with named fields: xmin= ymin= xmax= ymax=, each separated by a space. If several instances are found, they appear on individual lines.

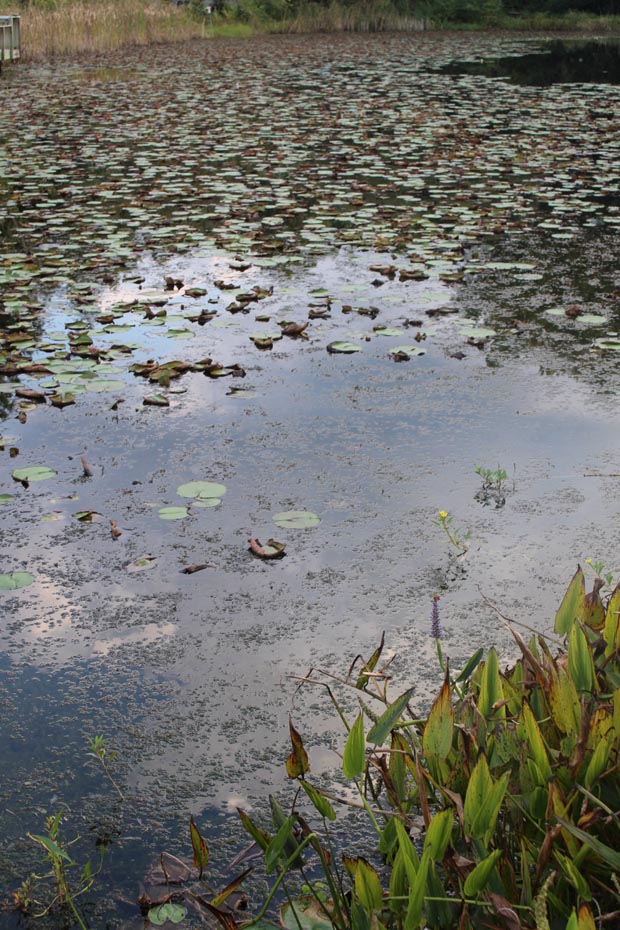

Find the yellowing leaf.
xmin=555 ymin=566 xmax=586 ymax=635
xmin=354 ymin=859 xmax=383 ymax=912
xmin=423 ymin=672 xmax=454 ymax=760
xmin=189 ymin=816 xmax=209 ymax=876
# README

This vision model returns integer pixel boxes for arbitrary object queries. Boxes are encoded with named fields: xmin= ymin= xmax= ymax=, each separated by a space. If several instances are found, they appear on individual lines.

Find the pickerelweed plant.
xmin=227 ymin=566 xmax=620 ymax=930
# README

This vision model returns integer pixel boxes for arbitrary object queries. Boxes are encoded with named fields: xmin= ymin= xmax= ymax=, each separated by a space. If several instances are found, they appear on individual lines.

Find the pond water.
xmin=1 ymin=31 xmax=620 ymax=928
xmin=439 ymin=37 xmax=620 ymax=85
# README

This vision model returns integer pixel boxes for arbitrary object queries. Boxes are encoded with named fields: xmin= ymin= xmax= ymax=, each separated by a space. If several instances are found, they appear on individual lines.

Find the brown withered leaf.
xmin=285 ymin=718 xmax=309 ymax=778
xmin=488 ymin=893 xmax=521 ymax=930
xmin=180 ymin=563 xmax=212 ymax=575
xmin=248 ymin=538 xmax=286 ymax=559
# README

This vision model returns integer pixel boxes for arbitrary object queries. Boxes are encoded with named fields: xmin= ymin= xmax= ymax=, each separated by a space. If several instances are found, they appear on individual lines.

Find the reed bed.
xmin=0 ymin=0 xmax=206 ymax=60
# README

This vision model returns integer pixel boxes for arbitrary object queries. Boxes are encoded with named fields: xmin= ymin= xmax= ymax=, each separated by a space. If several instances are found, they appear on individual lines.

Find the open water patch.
xmin=439 ymin=37 xmax=620 ymax=86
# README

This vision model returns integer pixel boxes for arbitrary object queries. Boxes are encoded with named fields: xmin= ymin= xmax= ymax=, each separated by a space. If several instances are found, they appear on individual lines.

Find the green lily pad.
xmin=389 ymin=345 xmax=426 ymax=357
xmin=273 ymin=510 xmax=320 ymax=529
xmin=0 ymin=571 xmax=35 ymax=591
xmin=457 ymin=325 xmax=496 ymax=339
xmin=192 ymin=498 xmax=222 ymax=509
xmin=148 ymin=901 xmax=187 ymax=926
xmin=158 ymin=506 xmax=189 ymax=520
xmin=326 ymin=341 xmax=362 ymax=354
xmin=0 ymin=494 xmax=15 ymax=505
xmin=12 ymin=466 xmax=57 ymax=483
xmin=374 ymin=327 xmax=404 ymax=337
xmin=176 ymin=480 xmax=226 ymax=500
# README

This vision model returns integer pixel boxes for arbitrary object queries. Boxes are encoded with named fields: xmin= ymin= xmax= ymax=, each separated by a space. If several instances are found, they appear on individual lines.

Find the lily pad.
xmin=326 ymin=341 xmax=362 ymax=354
xmin=176 ymin=481 xmax=226 ymax=500
xmin=0 ymin=571 xmax=35 ymax=591
xmin=148 ymin=902 xmax=187 ymax=926
xmin=158 ymin=506 xmax=189 ymax=520
xmin=273 ymin=510 xmax=320 ymax=529
xmin=389 ymin=345 xmax=426 ymax=357
xmin=281 ymin=898 xmax=335 ymax=930
xmin=0 ymin=494 xmax=14 ymax=505
xmin=12 ymin=466 xmax=57 ymax=483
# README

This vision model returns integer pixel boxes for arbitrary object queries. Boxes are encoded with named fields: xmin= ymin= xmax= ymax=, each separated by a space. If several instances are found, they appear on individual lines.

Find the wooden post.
xmin=0 ymin=15 xmax=21 ymax=67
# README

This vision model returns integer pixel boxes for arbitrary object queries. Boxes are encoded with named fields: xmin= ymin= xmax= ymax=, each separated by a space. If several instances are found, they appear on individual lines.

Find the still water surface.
xmin=1 ymin=32 xmax=620 ymax=926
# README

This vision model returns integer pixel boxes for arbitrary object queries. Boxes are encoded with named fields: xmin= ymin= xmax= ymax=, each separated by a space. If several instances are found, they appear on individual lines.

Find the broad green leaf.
xmin=549 ymin=668 xmax=581 ymax=735
xmin=464 ymin=755 xmax=509 ymax=843
xmin=555 ymin=567 xmax=586 ymax=635
xmin=265 ymin=814 xmax=296 ymax=873
xmin=422 ymin=675 xmax=453 ymax=759
xmin=343 ymin=714 xmax=366 ymax=778
xmin=367 ymin=687 xmax=415 ymax=746
xmin=463 ymin=849 xmax=502 ymax=897
xmin=355 ymin=859 xmax=383 ymax=912
xmin=521 ymin=701 xmax=552 ymax=782
xmin=555 ymin=851 xmax=591 ymax=900
xmin=603 ymin=585 xmax=620 ymax=656
xmin=568 ymin=623 xmax=595 ymax=693
xmin=584 ymin=734 xmax=613 ymax=788
xmin=455 ymin=647 xmax=484 ymax=683
xmin=299 ymin=781 xmax=336 ymax=821
xmin=422 ymin=809 xmax=453 ymax=862
xmin=237 ymin=808 xmax=271 ymax=851
xmin=405 ymin=850 xmax=429 ymax=930
xmin=189 ymin=815 xmax=209 ymax=875
xmin=477 ymin=648 xmax=505 ymax=720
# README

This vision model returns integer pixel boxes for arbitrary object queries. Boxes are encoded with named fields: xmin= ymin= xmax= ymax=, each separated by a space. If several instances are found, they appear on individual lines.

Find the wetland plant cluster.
xmin=10 ymin=567 xmax=620 ymax=930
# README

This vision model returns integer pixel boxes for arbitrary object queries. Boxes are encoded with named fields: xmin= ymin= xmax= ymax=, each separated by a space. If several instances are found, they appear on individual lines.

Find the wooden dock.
xmin=0 ymin=15 xmax=20 ymax=66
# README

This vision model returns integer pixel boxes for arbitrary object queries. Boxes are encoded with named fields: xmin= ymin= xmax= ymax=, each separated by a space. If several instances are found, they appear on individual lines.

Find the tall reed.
xmin=0 ymin=0 xmax=206 ymax=60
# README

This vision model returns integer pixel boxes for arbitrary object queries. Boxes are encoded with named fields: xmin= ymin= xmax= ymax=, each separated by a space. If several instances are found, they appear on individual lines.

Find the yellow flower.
xmin=439 ymin=510 xmax=448 ymax=520
xmin=585 ymin=558 xmax=592 ymax=564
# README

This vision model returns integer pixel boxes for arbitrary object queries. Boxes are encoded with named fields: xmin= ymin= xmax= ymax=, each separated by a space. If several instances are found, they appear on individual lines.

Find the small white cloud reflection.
xmin=93 ymin=622 xmax=176 ymax=656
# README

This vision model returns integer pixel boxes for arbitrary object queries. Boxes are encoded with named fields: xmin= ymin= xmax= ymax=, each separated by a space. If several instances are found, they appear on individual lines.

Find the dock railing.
xmin=0 ymin=14 xmax=20 ymax=64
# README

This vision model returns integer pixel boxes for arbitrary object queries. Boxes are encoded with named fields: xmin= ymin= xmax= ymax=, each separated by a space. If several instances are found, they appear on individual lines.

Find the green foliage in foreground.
xmin=235 ymin=566 xmax=620 ymax=930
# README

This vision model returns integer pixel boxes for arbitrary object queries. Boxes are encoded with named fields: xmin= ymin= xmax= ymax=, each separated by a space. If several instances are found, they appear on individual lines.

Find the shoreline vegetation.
xmin=0 ymin=0 xmax=619 ymax=61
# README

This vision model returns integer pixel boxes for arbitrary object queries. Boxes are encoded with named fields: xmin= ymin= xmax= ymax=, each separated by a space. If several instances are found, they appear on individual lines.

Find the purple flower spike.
xmin=430 ymin=595 xmax=442 ymax=640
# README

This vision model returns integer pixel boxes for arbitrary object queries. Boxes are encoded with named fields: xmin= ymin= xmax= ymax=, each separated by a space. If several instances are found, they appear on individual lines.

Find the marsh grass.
xmin=0 ymin=0 xmax=205 ymax=60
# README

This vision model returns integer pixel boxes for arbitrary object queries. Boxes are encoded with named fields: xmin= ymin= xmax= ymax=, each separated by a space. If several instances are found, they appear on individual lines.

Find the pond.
xmin=1 ymin=31 xmax=620 ymax=928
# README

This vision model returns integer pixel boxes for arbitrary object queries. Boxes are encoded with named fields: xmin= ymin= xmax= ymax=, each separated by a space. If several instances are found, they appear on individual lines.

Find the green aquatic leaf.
xmin=148 ymin=902 xmax=187 ymax=925
xmin=326 ymin=341 xmax=362 ymax=354
xmin=158 ymin=506 xmax=189 ymax=520
xmin=176 ymin=480 xmax=226 ymax=500
xmin=0 ymin=571 xmax=35 ymax=591
xmin=272 ymin=510 xmax=320 ymax=529
xmin=12 ymin=466 xmax=57 ymax=483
